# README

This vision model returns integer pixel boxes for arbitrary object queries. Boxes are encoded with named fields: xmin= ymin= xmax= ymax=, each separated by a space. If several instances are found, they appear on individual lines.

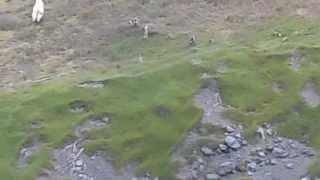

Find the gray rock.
xmin=285 ymin=163 xmax=294 ymax=169
xmin=216 ymin=162 xmax=234 ymax=176
xmin=257 ymin=151 xmax=266 ymax=158
xmin=302 ymin=149 xmax=315 ymax=157
xmin=272 ymin=147 xmax=289 ymax=158
xmin=225 ymin=136 xmax=241 ymax=149
xmin=201 ymin=146 xmax=215 ymax=156
xmin=268 ymin=159 xmax=278 ymax=166
xmin=273 ymin=137 xmax=283 ymax=143
xmin=247 ymin=162 xmax=257 ymax=172
xmin=225 ymin=126 xmax=235 ymax=133
xmin=218 ymin=144 xmax=228 ymax=152
xmin=241 ymin=140 xmax=248 ymax=146
xmin=265 ymin=144 xmax=274 ymax=152
xmin=206 ymin=173 xmax=220 ymax=180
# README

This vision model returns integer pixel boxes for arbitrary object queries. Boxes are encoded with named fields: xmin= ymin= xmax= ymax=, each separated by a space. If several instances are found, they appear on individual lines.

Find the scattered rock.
xmin=225 ymin=126 xmax=235 ymax=133
xmin=206 ymin=173 xmax=220 ymax=180
xmin=201 ymin=146 xmax=215 ymax=156
xmin=225 ymin=136 xmax=241 ymax=149
xmin=247 ymin=162 xmax=257 ymax=172
xmin=285 ymin=163 xmax=294 ymax=169
xmin=216 ymin=162 xmax=234 ymax=176
xmin=218 ymin=144 xmax=228 ymax=153
xmin=272 ymin=147 xmax=289 ymax=158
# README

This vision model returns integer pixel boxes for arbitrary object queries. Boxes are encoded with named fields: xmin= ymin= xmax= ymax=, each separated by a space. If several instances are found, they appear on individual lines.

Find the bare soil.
xmin=1 ymin=0 xmax=320 ymax=89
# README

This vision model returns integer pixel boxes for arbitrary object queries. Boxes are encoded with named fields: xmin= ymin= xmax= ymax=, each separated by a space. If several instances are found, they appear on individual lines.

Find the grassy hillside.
xmin=1 ymin=18 xmax=320 ymax=179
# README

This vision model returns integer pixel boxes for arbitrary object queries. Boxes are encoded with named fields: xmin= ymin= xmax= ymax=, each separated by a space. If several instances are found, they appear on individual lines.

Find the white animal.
xmin=143 ymin=24 xmax=149 ymax=39
xmin=32 ymin=0 xmax=44 ymax=23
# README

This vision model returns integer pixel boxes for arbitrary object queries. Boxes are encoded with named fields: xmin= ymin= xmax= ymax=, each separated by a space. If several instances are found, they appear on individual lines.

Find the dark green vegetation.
xmin=2 ymin=18 xmax=320 ymax=179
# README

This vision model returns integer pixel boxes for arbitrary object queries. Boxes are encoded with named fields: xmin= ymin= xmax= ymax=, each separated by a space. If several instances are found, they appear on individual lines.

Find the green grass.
xmin=3 ymin=17 xmax=320 ymax=179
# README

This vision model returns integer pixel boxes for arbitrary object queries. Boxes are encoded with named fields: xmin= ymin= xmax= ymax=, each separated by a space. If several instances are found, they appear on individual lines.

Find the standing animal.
xmin=32 ymin=0 xmax=44 ymax=23
xmin=143 ymin=24 xmax=149 ymax=39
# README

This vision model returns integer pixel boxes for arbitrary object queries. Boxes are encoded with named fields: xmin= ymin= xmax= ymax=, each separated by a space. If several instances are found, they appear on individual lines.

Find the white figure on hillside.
xmin=143 ymin=24 xmax=149 ymax=39
xmin=32 ymin=0 xmax=44 ymax=23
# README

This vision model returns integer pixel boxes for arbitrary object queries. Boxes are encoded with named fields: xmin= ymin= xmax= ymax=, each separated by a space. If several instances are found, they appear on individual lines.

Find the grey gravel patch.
xmin=289 ymin=50 xmax=304 ymax=71
xmin=301 ymin=81 xmax=320 ymax=108
xmin=18 ymin=142 xmax=42 ymax=168
xmin=194 ymin=79 xmax=231 ymax=126
xmin=174 ymin=79 xmax=317 ymax=180
xmin=38 ymin=141 xmax=136 ymax=180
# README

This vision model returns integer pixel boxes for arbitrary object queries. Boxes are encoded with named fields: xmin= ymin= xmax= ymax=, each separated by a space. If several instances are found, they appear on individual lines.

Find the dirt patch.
xmin=301 ymin=81 xmax=320 ymax=108
xmin=289 ymin=50 xmax=304 ymax=71
xmin=1 ymin=0 xmax=320 ymax=89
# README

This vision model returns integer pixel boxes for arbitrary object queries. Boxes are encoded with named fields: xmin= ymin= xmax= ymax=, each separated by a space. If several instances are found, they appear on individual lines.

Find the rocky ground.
xmin=173 ymin=78 xmax=317 ymax=180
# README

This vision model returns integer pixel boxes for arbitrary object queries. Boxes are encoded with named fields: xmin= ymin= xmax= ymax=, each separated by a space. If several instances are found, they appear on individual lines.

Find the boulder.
xmin=225 ymin=136 xmax=241 ymax=149
xmin=225 ymin=126 xmax=235 ymax=133
xmin=272 ymin=147 xmax=289 ymax=158
xmin=216 ymin=162 xmax=235 ymax=176
xmin=247 ymin=162 xmax=257 ymax=172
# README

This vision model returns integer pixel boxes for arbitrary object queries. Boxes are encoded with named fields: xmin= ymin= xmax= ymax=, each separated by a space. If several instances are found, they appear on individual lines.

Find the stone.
xmin=218 ymin=144 xmax=228 ymax=152
xmin=216 ymin=162 xmax=234 ymax=176
xmin=302 ymin=149 xmax=315 ymax=157
xmin=206 ymin=173 xmax=220 ymax=180
xmin=75 ymin=159 xmax=84 ymax=167
xmin=241 ymin=140 xmax=248 ymax=146
xmin=272 ymin=147 xmax=289 ymax=158
xmin=285 ymin=163 xmax=294 ymax=169
xmin=225 ymin=126 xmax=235 ymax=133
xmin=247 ymin=162 xmax=257 ymax=172
xmin=273 ymin=137 xmax=283 ymax=143
xmin=225 ymin=136 xmax=241 ymax=149
xmin=268 ymin=159 xmax=278 ymax=166
xmin=201 ymin=146 xmax=214 ymax=156
xmin=265 ymin=144 xmax=274 ymax=152
xmin=257 ymin=151 xmax=266 ymax=158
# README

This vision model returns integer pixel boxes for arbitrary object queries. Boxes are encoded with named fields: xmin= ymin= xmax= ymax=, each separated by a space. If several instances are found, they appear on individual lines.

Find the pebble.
xmin=206 ymin=173 xmax=220 ymax=180
xmin=201 ymin=146 xmax=215 ymax=156
xmin=225 ymin=136 xmax=241 ymax=149
xmin=247 ymin=162 xmax=257 ymax=172
xmin=285 ymin=163 xmax=294 ymax=169
xmin=216 ymin=162 xmax=234 ymax=176
xmin=225 ymin=126 xmax=235 ymax=133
